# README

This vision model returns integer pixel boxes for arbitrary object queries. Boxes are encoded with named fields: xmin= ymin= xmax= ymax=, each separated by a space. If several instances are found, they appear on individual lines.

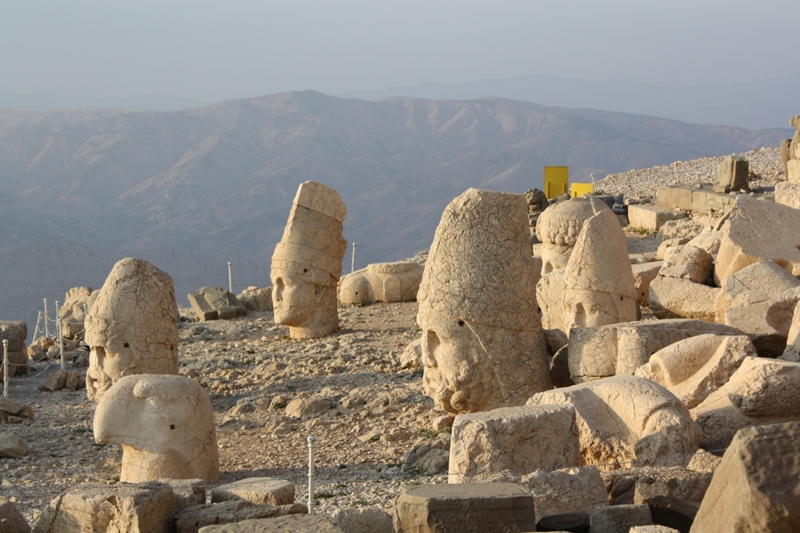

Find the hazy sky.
xmin=2 ymin=0 xmax=798 ymax=102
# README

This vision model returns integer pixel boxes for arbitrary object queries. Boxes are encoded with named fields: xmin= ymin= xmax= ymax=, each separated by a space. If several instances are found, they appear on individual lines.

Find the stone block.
xmin=537 ymin=512 xmax=590 ymax=532
xmin=691 ymin=422 xmax=800 ymax=533
xmin=0 ymin=497 xmax=30 ymax=533
xmin=32 ymin=482 xmax=177 ymax=533
xmin=658 ymin=245 xmax=712 ymax=283
xmin=715 ymin=196 xmax=800 ymax=286
xmin=783 ymin=300 xmax=800 ymax=361
xmin=722 ymin=286 xmax=800 ymax=357
xmin=632 ymin=262 xmax=662 ymax=306
xmin=690 ymin=190 xmax=736 ymax=216
xmin=393 ymin=483 xmax=536 ymax=533
xmin=648 ymin=276 xmax=719 ymax=321
xmin=655 ymin=185 xmax=693 ymax=212
xmin=715 ymin=260 xmax=800 ymax=323
xmin=0 ymin=431 xmax=30 ymax=458
xmin=449 ymin=404 xmax=580 ymax=483
xmin=159 ymin=478 xmax=206 ymax=511
xmin=330 ymin=507 xmax=393 ymax=533
xmin=211 ymin=478 xmax=294 ymax=506
xmin=628 ymin=205 xmax=686 ymax=232
xmin=686 ymin=231 xmax=722 ymax=255
xmin=188 ymin=286 xmax=247 ymax=322
xmin=714 ymin=155 xmax=749 ymax=192
xmin=589 ymin=504 xmax=652 ymax=533
xmin=776 ymin=181 xmax=800 ymax=209
xmin=655 ymin=238 xmax=689 ymax=260
xmin=176 ymin=500 xmax=304 ymax=533
xmin=788 ymin=159 xmax=800 ymax=184
xmin=568 ymin=319 xmax=743 ymax=382
xmin=523 ymin=466 xmax=606 ymax=524
xmin=197 ymin=514 xmax=343 ymax=532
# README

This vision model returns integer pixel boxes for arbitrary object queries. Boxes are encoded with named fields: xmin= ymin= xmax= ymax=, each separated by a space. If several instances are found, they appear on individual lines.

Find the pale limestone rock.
xmin=527 ymin=375 xmax=701 ymax=470
xmin=656 ymin=237 xmax=690 ymax=261
xmin=236 ymin=286 xmax=273 ymax=312
xmin=176 ymin=500 xmax=304 ymax=533
xmin=722 ymin=286 xmax=800 ymax=357
xmin=648 ymin=276 xmax=719 ymax=322
xmin=536 ymin=269 xmax=566 ymax=332
xmin=691 ymin=422 xmax=800 ymax=533
xmin=417 ymin=188 xmax=551 ymax=414
xmin=0 ymin=497 xmax=30 ymax=533
xmin=32 ymin=481 xmax=177 ymax=533
xmin=691 ymin=357 xmax=800 ymax=449
xmin=58 ymin=286 xmax=92 ymax=340
xmin=339 ymin=262 xmax=424 ymax=305
xmin=94 ymin=374 xmax=220 ymax=483
xmin=448 ymin=404 xmax=580 ymax=483
xmin=211 ymin=478 xmax=294 ymax=506
xmin=399 ymin=338 xmax=422 ymax=369
xmin=0 ymin=321 xmax=27 ymax=381
xmin=535 ymin=196 xmax=610 ymax=274
xmin=159 ymin=478 xmax=206 ymax=511
xmin=628 ymin=205 xmax=686 ymax=232
xmin=331 ymin=507 xmax=393 ymax=533
xmin=568 ymin=319 xmax=743 ymax=382
xmin=0 ymin=431 xmax=30 ymax=458
xmin=686 ymin=230 xmax=723 ymax=255
xmin=634 ymin=334 xmax=755 ymax=409
xmin=714 ymin=155 xmax=749 ymax=192
xmin=589 ymin=504 xmax=653 ymax=533
xmin=632 ymin=261 xmax=662 ymax=307
xmin=775 ymin=181 xmax=800 ymax=209
xmin=188 ymin=286 xmax=247 ymax=321
xmin=686 ymin=449 xmax=722 ymax=473
xmin=601 ymin=465 xmax=711 ymax=506
xmin=715 ymin=196 xmax=800 ymax=286
xmin=197 ymin=514 xmax=342 ymax=533
xmin=714 ymin=260 xmax=800 ymax=323
xmin=85 ymin=258 xmax=179 ymax=402
xmin=270 ymin=181 xmax=347 ymax=339
xmin=522 ymin=466 xmax=607 ymax=524
xmin=789 ymin=158 xmax=800 ymax=183
xmin=393 ymin=483 xmax=536 ymax=533
xmin=562 ymin=209 xmax=638 ymax=333
xmin=658 ymin=245 xmax=713 ymax=283
xmin=629 ymin=526 xmax=679 ymax=533
xmin=783 ymin=300 xmax=800 ymax=361
xmin=402 ymin=433 xmax=451 ymax=475
xmin=659 ymin=218 xmax=706 ymax=240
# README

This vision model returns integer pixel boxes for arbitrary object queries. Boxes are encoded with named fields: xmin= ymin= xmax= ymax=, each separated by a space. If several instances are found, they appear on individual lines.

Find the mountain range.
xmin=0 ymin=90 xmax=791 ymax=338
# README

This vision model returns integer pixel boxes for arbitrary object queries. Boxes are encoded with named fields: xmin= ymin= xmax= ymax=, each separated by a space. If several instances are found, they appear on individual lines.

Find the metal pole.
xmin=58 ymin=319 xmax=65 ymax=370
xmin=228 ymin=262 xmax=233 ymax=293
xmin=3 ymin=339 xmax=9 ymax=399
xmin=307 ymin=436 xmax=316 ymax=514
xmin=351 ymin=243 xmax=356 ymax=274
xmin=32 ymin=312 xmax=43 ymax=344
xmin=44 ymin=299 xmax=50 ymax=338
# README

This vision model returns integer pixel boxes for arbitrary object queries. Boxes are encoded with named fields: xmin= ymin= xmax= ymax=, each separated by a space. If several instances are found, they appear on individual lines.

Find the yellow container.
xmin=544 ymin=166 xmax=569 ymax=199
xmin=571 ymin=182 xmax=594 ymax=197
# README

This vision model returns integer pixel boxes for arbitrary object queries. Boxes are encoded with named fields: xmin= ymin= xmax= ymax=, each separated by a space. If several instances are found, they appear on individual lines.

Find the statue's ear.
xmin=314 ymin=284 xmax=327 ymax=304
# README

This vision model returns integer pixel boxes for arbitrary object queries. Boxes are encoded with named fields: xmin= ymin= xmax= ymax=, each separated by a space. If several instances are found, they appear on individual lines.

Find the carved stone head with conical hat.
xmin=535 ymin=196 xmax=610 ymax=275
xmin=271 ymin=181 xmax=347 ymax=339
xmin=417 ymin=188 xmax=552 ymax=414
xmin=562 ymin=208 xmax=638 ymax=333
xmin=85 ymin=258 xmax=179 ymax=402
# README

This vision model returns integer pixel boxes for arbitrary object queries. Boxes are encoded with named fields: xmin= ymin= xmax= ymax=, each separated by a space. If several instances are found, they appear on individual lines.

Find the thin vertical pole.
xmin=44 ymin=299 xmax=50 ymax=338
xmin=58 ymin=319 xmax=65 ymax=370
xmin=3 ymin=339 xmax=9 ymax=399
xmin=32 ymin=312 xmax=43 ymax=345
xmin=351 ymin=243 xmax=356 ymax=274
xmin=228 ymin=262 xmax=233 ymax=293
xmin=307 ymin=436 xmax=316 ymax=514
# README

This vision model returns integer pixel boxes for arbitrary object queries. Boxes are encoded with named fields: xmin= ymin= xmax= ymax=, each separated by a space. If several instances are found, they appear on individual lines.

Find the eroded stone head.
xmin=85 ymin=258 xmax=179 ymax=402
xmin=417 ymin=188 xmax=552 ymax=414
xmin=59 ymin=286 xmax=93 ymax=340
xmin=94 ymin=374 xmax=219 ymax=483
xmin=535 ymin=196 xmax=610 ymax=274
xmin=271 ymin=181 xmax=347 ymax=339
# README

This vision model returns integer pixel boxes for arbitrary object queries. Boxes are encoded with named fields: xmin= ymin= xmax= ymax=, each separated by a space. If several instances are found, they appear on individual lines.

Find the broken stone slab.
xmin=284 ymin=397 xmax=334 ymax=419
xmin=601 ymin=466 xmax=710 ymax=508
xmin=176 ymin=500 xmax=306 ymax=533
xmin=210 ymin=478 xmax=295 ymax=506
xmin=236 ymin=286 xmax=273 ymax=312
xmin=330 ymin=507 xmax=393 ymax=533
xmin=393 ymin=482 xmax=536 ymax=533
xmin=690 ymin=357 xmax=800 ymax=449
xmin=685 ymin=450 xmax=721 ymax=473
xmin=196 ymin=514 xmax=340 ymax=533
xmin=655 ymin=238 xmax=690 ymax=261
xmin=776 ymin=181 xmax=800 ymax=209
xmin=38 ymin=369 xmax=68 ymax=392
xmin=0 ymin=431 xmax=30 ymax=458
xmin=714 ymin=155 xmax=749 ymax=193
xmin=721 ymin=286 xmax=800 ymax=357
xmin=527 ymin=375 xmax=700 ymax=470
xmin=159 ymin=478 xmax=206 ymax=511
xmin=522 ymin=466 xmax=606 ymax=524
xmin=634 ymin=334 xmax=755 ymax=409
xmin=402 ymin=432 xmax=450 ymax=475
xmin=714 ymin=259 xmax=800 ymax=323
xmin=685 ymin=230 xmax=722 ymax=255
xmin=628 ymin=205 xmax=686 ymax=232
xmin=632 ymin=261 xmax=663 ymax=307
xmin=656 ymin=185 xmax=694 ymax=212
xmin=658 ymin=218 xmax=705 ymax=240
xmin=788 ymin=158 xmax=800 ymax=183
xmin=589 ymin=504 xmax=652 ymax=533
xmin=568 ymin=319 xmax=743 ymax=382
xmin=691 ymin=422 xmax=800 ymax=533
xmin=648 ymin=276 xmax=719 ymax=322
xmin=448 ymin=404 xmax=580 ymax=483
xmin=658 ymin=245 xmax=712 ymax=283
xmin=32 ymin=481 xmax=177 ymax=533
xmin=0 ymin=497 xmax=30 ymax=533
xmin=189 ymin=286 xmax=248 ymax=322
xmin=715 ymin=196 xmax=800 ymax=286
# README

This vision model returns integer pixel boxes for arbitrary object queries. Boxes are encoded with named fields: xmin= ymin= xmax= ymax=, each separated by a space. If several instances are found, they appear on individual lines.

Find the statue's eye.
xmin=457 ymin=320 xmax=465 ymax=327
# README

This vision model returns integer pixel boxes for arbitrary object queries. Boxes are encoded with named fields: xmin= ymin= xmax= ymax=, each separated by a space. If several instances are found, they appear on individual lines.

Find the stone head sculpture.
xmin=339 ymin=261 xmax=424 ymax=306
xmin=417 ymin=188 xmax=552 ymax=415
xmin=85 ymin=258 xmax=179 ymax=402
xmin=562 ymin=209 xmax=637 ymax=333
xmin=59 ymin=286 xmax=93 ymax=340
xmin=535 ymin=196 xmax=610 ymax=275
xmin=94 ymin=374 xmax=220 ymax=483
xmin=271 ymin=181 xmax=347 ymax=339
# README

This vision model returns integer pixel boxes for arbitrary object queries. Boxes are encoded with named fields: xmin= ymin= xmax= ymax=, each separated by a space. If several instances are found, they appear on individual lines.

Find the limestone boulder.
xmin=714 ymin=155 xmax=749 ymax=192
xmin=448 ymin=404 xmax=580 ymax=483
xmin=656 ymin=238 xmax=690 ymax=261
xmin=691 ymin=357 xmax=800 ymax=449
xmin=197 ymin=514 xmax=343 ymax=533
xmin=330 ymin=507 xmax=393 ymax=533
xmin=211 ymin=478 xmax=294 ymax=506
xmin=659 ymin=218 xmax=705 ymax=240
xmin=339 ymin=261 xmax=424 ymax=305
xmin=0 ymin=497 xmax=30 ymax=533
xmin=714 ymin=260 xmax=800 ymax=323
xmin=648 ymin=276 xmax=719 ymax=322
xmin=783 ymin=300 xmax=800 ymax=361
xmin=686 ymin=230 xmax=723 ymax=255
xmin=236 ymin=287 xmax=273 ymax=312
xmin=634 ymin=334 xmax=756 ymax=409
xmin=715 ymin=196 xmax=800 ymax=286
xmin=658 ymin=245 xmax=713 ymax=283
xmin=628 ymin=205 xmax=686 ymax=232
xmin=175 ymin=500 xmax=304 ymax=533
xmin=632 ymin=261 xmax=663 ymax=307
xmin=776 ymin=181 xmax=800 ymax=209
xmin=0 ymin=431 xmax=30 ymax=458
xmin=522 ymin=466 xmax=607 ymax=524
xmin=527 ymin=375 xmax=701 ymax=470
xmin=601 ymin=465 xmax=711 ymax=506
xmin=589 ymin=504 xmax=653 ymax=533
xmin=722 ymin=286 xmax=800 ymax=357
xmin=188 ymin=286 xmax=247 ymax=321
xmin=0 ymin=321 xmax=27 ymax=381
xmin=691 ymin=422 xmax=800 ymax=533
xmin=536 ymin=269 xmax=566 ymax=332
xmin=568 ymin=319 xmax=743 ymax=382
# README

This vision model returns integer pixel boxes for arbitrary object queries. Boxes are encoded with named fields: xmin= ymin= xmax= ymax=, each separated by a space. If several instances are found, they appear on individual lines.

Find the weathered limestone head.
xmin=417 ymin=188 xmax=552 ymax=415
xmin=59 ymin=286 xmax=93 ymax=340
xmin=535 ymin=196 xmax=610 ymax=274
xmin=563 ymin=209 xmax=637 ymax=333
xmin=339 ymin=261 xmax=424 ymax=306
xmin=271 ymin=181 xmax=347 ymax=339
xmin=94 ymin=374 xmax=220 ymax=483
xmin=85 ymin=258 xmax=179 ymax=403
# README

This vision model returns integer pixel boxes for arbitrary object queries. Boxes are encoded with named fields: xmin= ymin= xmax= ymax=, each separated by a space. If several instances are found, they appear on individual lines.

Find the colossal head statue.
xmin=417 ymin=188 xmax=552 ymax=415
xmin=270 ymin=181 xmax=347 ymax=339
xmin=85 ymin=258 xmax=179 ymax=402
xmin=94 ymin=374 xmax=220 ymax=483
xmin=339 ymin=261 xmax=424 ymax=306
xmin=59 ymin=286 xmax=93 ymax=340
xmin=562 ymin=209 xmax=638 ymax=333
xmin=535 ymin=196 xmax=610 ymax=275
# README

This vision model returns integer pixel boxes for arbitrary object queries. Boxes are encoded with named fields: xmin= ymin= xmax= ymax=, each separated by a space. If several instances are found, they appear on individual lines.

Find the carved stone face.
xmin=418 ymin=308 xmax=497 ymax=415
xmin=540 ymin=244 xmax=572 ymax=275
xmin=563 ymin=289 xmax=637 ymax=332
xmin=271 ymin=269 xmax=320 ymax=326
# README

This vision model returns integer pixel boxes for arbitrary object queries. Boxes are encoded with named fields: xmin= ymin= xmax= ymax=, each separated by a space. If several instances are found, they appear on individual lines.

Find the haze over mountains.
xmin=0 ymin=90 xmax=791 ymax=337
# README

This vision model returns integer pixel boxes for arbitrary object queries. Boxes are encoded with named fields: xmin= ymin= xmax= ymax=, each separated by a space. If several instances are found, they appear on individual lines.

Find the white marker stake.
xmin=308 ymin=435 xmax=316 ymax=514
